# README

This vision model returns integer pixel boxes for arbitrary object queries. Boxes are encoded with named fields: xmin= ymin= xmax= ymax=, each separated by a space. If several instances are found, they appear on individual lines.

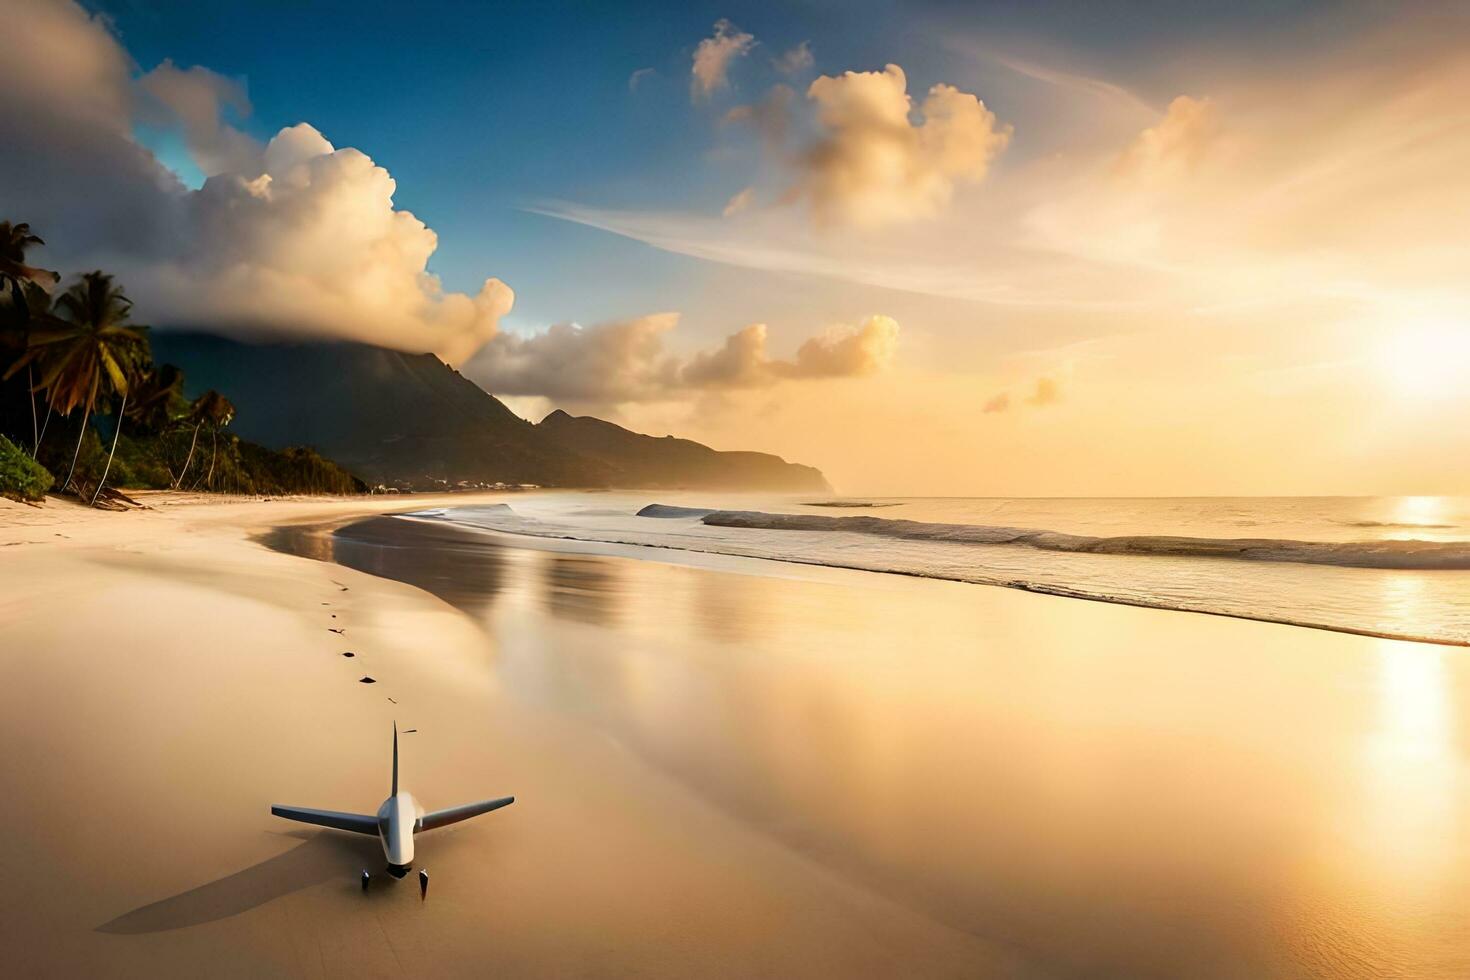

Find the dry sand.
xmin=0 ymin=493 xmax=1019 ymax=978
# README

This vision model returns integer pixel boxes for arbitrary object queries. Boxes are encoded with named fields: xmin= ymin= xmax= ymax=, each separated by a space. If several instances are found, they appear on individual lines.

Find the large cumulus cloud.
xmin=0 ymin=0 xmax=510 ymax=365
xmin=467 ymin=313 xmax=899 ymax=407
xmin=717 ymin=62 xmax=1012 ymax=230
xmin=800 ymin=65 xmax=1012 ymax=229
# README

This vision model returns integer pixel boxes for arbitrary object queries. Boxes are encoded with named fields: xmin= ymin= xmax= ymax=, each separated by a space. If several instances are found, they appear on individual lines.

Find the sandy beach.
xmin=3 ymin=492 xmax=1469 ymax=978
xmin=0 ymin=493 xmax=1018 ymax=977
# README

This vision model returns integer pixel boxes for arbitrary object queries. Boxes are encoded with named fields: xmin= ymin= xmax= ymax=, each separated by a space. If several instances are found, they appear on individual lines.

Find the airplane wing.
xmin=417 ymin=796 xmax=515 ymax=833
xmin=271 ymin=805 xmax=380 ymax=836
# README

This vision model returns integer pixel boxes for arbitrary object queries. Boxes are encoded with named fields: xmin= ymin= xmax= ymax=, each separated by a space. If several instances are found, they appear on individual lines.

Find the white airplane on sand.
xmin=272 ymin=723 xmax=514 ymax=898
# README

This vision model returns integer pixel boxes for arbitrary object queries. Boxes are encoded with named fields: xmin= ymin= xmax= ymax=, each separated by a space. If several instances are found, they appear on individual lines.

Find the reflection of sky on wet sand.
xmin=276 ymin=516 xmax=1470 ymax=977
xmin=1270 ymin=573 xmax=1470 ymax=977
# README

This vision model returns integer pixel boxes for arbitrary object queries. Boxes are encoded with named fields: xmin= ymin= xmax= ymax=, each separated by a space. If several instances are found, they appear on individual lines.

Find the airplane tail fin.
xmin=392 ymin=721 xmax=399 ymax=797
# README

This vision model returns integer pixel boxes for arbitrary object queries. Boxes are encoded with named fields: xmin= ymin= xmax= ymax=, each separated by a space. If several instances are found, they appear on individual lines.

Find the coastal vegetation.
xmin=0 ymin=433 xmax=51 ymax=501
xmin=0 ymin=220 xmax=364 ymax=505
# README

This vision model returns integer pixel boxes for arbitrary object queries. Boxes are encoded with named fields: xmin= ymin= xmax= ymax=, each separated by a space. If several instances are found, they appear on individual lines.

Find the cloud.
xmin=722 ymin=187 xmax=754 ymax=217
xmin=1027 ymin=377 xmax=1060 ymax=405
xmin=161 ymin=124 xmax=515 ymax=365
xmin=787 ymin=314 xmax=899 ymax=378
xmin=691 ymin=19 xmax=755 ymax=100
xmin=539 ymin=23 xmax=1470 ymax=319
xmin=0 ymin=0 xmax=175 ymax=256
xmin=973 ymin=47 xmax=1157 ymax=116
xmin=0 ymin=0 xmax=512 ymax=365
xmin=137 ymin=60 xmax=261 ymax=177
xmin=467 ymin=313 xmax=900 ymax=406
xmin=800 ymin=65 xmax=1012 ymax=228
xmin=676 ymin=314 xmax=898 ymax=388
xmin=628 ymin=67 xmax=655 ymax=92
xmin=774 ymin=42 xmax=814 ymax=76
xmin=468 ymin=314 xmax=682 ymax=403
xmin=1114 ymin=95 xmax=1218 ymax=179
xmin=531 ymin=199 xmax=1143 ymax=310
xmin=723 ymin=84 xmax=795 ymax=147
xmin=982 ymin=377 xmax=1060 ymax=413
xmin=680 ymin=323 xmax=774 ymax=387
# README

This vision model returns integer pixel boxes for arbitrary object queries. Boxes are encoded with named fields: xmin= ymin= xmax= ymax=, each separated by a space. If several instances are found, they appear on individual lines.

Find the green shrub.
xmin=0 ymin=434 xmax=54 ymax=501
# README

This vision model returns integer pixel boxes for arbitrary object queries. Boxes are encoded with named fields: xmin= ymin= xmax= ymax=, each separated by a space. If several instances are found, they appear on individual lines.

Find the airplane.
xmin=271 ymin=723 xmax=514 ymax=898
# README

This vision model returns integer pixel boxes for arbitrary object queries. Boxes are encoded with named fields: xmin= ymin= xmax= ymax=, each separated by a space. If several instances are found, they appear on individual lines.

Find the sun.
xmin=1376 ymin=320 xmax=1470 ymax=398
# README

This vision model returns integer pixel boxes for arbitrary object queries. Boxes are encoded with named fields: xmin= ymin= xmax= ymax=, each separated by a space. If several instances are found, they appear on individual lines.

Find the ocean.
xmin=406 ymin=494 xmax=1470 ymax=646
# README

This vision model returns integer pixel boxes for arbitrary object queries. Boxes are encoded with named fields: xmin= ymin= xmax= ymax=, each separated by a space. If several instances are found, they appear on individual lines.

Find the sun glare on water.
xmin=1377 ymin=320 xmax=1470 ymax=398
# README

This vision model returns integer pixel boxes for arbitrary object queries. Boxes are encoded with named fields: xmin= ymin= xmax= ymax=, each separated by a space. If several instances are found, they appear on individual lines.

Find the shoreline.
xmin=11 ymin=488 xmax=1466 ymax=653
xmin=401 ymin=507 xmax=1470 ymax=649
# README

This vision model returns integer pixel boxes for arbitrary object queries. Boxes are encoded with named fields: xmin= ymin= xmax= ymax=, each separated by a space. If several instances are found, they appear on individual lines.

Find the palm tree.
xmin=11 ymin=284 xmax=60 ymax=456
xmin=5 ymin=272 xmax=148 ymax=497
xmin=0 ymin=222 xmax=60 ymax=296
xmin=172 ymin=389 xmax=227 ymax=490
xmin=90 ymin=380 xmax=138 ymax=506
xmin=187 ymin=390 xmax=235 ymax=491
xmin=125 ymin=363 xmax=185 ymax=435
xmin=0 ymin=221 xmax=59 ymax=455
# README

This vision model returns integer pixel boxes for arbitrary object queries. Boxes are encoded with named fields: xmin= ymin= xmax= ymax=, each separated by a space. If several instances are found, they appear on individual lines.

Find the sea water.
xmin=409 ymin=494 xmax=1470 ymax=645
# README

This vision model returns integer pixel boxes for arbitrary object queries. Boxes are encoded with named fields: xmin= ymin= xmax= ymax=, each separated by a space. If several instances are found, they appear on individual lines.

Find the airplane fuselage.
xmin=271 ymin=723 xmax=513 ymax=888
xmin=377 ymin=791 xmax=424 ymax=877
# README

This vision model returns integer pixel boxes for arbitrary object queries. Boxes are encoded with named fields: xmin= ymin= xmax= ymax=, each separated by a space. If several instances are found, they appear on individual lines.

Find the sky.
xmin=2 ymin=0 xmax=1468 ymax=495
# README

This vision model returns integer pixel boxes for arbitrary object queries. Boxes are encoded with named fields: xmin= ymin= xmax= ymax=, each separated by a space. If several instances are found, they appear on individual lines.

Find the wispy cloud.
xmin=628 ymin=67 xmax=655 ymax=92
xmin=721 ymin=187 xmax=754 ymax=217
xmin=950 ymin=41 xmax=1157 ymax=117
xmin=774 ymin=41 xmax=813 ymax=76
xmin=525 ymin=200 xmax=1151 ymax=311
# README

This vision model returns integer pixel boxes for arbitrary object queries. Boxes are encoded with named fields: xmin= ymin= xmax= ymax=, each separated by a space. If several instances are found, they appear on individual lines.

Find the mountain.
xmin=150 ymin=333 xmax=828 ymax=492
xmin=151 ymin=333 xmax=605 ymax=488
xmin=538 ymin=410 xmax=829 ymax=492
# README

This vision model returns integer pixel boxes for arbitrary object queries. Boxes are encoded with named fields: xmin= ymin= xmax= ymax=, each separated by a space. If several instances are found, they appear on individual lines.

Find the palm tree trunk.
xmin=35 ymin=399 xmax=53 ymax=457
xmin=62 ymin=408 xmax=90 ymax=495
xmin=62 ymin=375 xmax=100 ymax=494
xmin=27 ymin=363 xmax=38 ymax=454
xmin=173 ymin=421 xmax=201 ymax=490
xmin=190 ymin=428 xmax=220 ymax=493
xmin=90 ymin=392 xmax=126 ymax=507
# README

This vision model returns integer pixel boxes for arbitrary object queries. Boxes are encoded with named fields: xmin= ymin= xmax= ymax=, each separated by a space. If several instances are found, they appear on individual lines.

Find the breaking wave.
xmin=636 ymin=504 xmax=716 ymax=519
xmin=694 ymin=510 xmax=1470 ymax=571
xmin=1335 ymin=520 xmax=1456 ymax=530
xmin=802 ymin=500 xmax=904 ymax=509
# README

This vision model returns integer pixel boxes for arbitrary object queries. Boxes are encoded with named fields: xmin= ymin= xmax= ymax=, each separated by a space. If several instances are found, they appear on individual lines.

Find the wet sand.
xmin=3 ymin=493 xmax=1470 ymax=977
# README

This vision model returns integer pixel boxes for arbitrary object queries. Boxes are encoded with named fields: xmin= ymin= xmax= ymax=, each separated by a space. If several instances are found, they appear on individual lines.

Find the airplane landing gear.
xmin=361 ymin=870 xmax=371 ymax=893
xmin=419 ymin=869 xmax=429 ymax=901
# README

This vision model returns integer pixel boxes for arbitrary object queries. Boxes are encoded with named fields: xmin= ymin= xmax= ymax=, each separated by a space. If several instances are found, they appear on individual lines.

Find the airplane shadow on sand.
xmin=96 ymin=829 xmax=469 ymax=934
